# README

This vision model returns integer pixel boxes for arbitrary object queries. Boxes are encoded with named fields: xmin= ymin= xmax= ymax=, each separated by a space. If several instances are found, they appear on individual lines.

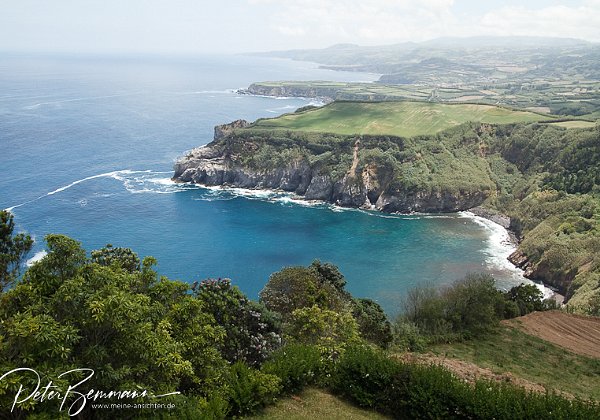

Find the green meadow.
xmin=252 ymin=101 xmax=553 ymax=137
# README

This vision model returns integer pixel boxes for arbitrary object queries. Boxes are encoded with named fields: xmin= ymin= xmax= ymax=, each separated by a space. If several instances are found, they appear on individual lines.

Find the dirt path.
xmin=349 ymin=139 xmax=360 ymax=177
xmin=505 ymin=311 xmax=600 ymax=359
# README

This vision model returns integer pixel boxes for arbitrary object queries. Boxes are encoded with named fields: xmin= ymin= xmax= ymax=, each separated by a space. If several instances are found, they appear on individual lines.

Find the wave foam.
xmin=3 ymin=169 xmax=197 ymax=211
xmin=23 ymin=93 xmax=136 ymax=110
xmin=459 ymin=211 xmax=554 ymax=298
xmin=26 ymin=250 xmax=47 ymax=267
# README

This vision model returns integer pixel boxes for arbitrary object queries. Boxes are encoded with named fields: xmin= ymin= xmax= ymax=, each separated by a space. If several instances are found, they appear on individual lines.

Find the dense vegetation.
xmin=1 ymin=211 xmax=597 ymax=418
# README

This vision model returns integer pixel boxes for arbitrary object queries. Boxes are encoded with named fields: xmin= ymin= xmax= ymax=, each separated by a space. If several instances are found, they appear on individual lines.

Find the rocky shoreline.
xmin=467 ymin=207 xmax=564 ymax=303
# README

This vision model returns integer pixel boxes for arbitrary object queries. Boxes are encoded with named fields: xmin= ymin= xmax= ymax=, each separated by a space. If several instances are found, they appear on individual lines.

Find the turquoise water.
xmin=0 ymin=53 xmax=530 ymax=314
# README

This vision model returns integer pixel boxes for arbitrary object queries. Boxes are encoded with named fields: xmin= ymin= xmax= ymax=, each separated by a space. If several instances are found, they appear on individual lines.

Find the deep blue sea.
xmin=0 ymin=53 xmax=537 ymax=314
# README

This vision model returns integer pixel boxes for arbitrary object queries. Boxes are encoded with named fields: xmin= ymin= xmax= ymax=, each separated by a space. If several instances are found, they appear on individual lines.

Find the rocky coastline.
xmin=173 ymin=122 xmax=489 ymax=214
xmin=173 ymin=120 xmax=564 ymax=302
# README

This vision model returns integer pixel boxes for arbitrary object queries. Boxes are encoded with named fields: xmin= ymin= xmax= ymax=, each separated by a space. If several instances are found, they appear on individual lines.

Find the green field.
xmin=252 ymin=101 xmax=553 ymax=137
xmin=549 ymin=120 xmax=597 ymax=129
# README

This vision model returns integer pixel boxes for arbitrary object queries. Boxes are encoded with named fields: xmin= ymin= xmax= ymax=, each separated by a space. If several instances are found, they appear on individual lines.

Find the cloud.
xmin=248 ymin=0 xmax=600 ymax=47
xmin=478 ymin=3 xmax=600 ymax=41
xmin=262 ymin=0 xmax=455 ymax=44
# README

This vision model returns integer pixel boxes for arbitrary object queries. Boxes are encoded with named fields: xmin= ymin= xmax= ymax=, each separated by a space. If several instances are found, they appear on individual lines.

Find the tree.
xmin=443 ymin=274 xmax=505 ymax=337
xmin=351 ymin=298 xmax=393 ymax=348
xmin=286 ymin=305 xmax=359 ymax=354
xmin=401 ymin=274 xmax=505 ymax=341
xmin=0 ymin=234 xmax=228 ymax=417
xmin=0 ymin=210 xmax=33 ymax=291
xmin=310 ymin=259 xmax=347 ymax=292
xmin=259 ymin=266 xmax=345 ymax=319
xmin=505 ymin=283 xmax=545 ymax=316
xmin=195 ymin=278 xmax=281 ymax=366
xmin=90 ymin=243 xmax=140 ymax=273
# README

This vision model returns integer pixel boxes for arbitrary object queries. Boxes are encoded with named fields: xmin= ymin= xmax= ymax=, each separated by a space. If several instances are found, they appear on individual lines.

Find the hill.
xmin=425 ymin=312 xmax=600 ymax=400
xmin=249 ymin=37 xmax=600 ymax=118
xmin=252 ymin=101 xmax=552 ymax=137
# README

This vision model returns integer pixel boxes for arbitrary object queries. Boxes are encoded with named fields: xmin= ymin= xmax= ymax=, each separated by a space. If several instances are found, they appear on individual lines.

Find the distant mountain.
xmin=420 ymin=36 xmax=592 ymax=48
xmin=252 ymin=36 xmax=600 ymax=87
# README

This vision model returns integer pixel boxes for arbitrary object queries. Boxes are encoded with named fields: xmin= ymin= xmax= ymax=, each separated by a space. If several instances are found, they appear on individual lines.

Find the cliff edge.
xmin=173 ymin=121 xmax=493 ymax=213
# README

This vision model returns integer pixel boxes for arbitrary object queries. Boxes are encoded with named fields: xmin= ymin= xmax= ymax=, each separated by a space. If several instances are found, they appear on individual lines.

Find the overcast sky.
xmin=1 ymin=0 xmax=599 ymax=54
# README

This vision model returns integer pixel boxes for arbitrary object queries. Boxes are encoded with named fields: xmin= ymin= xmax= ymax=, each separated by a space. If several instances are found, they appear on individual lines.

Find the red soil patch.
xmin=505 ymin=310 xmax=600 ymax=360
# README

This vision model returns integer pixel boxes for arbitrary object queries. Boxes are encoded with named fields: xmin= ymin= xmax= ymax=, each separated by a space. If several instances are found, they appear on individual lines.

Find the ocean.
xmin=0 ymin=53 xmax=538 ymax=314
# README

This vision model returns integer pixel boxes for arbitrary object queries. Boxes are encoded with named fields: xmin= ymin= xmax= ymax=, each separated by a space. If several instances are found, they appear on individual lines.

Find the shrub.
xmin=331 ymin=345 xmax=402 ymax=411
xmin=442 ymin=273 xmax=505 ymax=338
xmin=90 ymin=244 xmax=140 ymax=273
xmin=286 ymin=305 xmax=360 ymax=355
xmin=260 ymin=266 xmax=344 ymax=318
xmin=0 ymin=234 xmax=228 ymax=418
xmin=392 ymin=317 xmax=426 ymax=352
xmin=402 ymin=274 xmax=505 ymax=342
xmin=331 ymin=347 xmax=600 ymax=419
xmin=309 ymin=259 xmax=348 ymax=293
xmin=225 ymin=362 xmax=281 ymax=417
xmin=262 ymin=344 xmax=327 ymax=393
xmin=195 ymin=278 xmax=281 ymax=366
xmin=0 ymin=210 xmax=33 ymax=290
xmin=505 ymin=283 xmax=545 ymax=316
xmin=352 ymin=297 xmax=393 ymax=348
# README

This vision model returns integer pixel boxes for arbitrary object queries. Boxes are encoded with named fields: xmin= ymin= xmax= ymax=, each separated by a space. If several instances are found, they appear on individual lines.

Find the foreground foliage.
xmin=0 ymin=225 xmax=595 ymax=418
xmin=331 ymin=345 xmax=599 ymax=420
xmin=0 ymin=210 xmax=32 ymax=291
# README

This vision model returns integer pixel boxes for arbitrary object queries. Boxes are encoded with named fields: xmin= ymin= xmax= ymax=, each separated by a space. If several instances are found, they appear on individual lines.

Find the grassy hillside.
xmin=428 ymin=323 xmax=600 ymax=400
xmin=252 ymin=101 xmax=552 ymax=137
xmin=248 ymin=388 xmax=388 ymax=420
xmin=253 ymin=39 xmax=600 ymax=118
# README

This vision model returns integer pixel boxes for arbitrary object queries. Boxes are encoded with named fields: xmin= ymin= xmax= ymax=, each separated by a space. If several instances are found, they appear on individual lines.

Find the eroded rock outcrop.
xmin=173 ymin=121 xmax=492 ymax=213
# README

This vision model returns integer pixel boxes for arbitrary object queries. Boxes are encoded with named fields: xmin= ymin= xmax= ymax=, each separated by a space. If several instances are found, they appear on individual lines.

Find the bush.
xmin=331 ymin=345 xmax=402 ymax=410
xmin=195 ymin=278 xmax=281 ymax=366
xmin=351 ymin=297 xmax=393 ymax=348
xmin=260 ymin=266 xmax=345 ymax=319
xmin=262 ymin=344 xmax=327 ymax=393
xmin=443 ymin=273 xmax=505 ymax=337
xmin=402 ymin=274 xmax=505 ymax=342
xmin=331 ymin=346 xmax=600 ymax=419
xmin=392 ymin=317 xmax=426 ymax=352
xmin=225 ymin=362 xmax=281 ymax=417
xmin=0 ymin=235 xmax=229 ymax=418
xmin=505 ymin=283 xmax=545 ymax=317
xmin=286 ymin=305 xmax=360 ymax=355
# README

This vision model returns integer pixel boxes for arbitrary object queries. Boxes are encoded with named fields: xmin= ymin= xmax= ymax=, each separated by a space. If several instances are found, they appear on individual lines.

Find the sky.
xmin=0 ymin=0 xmax=599 ymax=54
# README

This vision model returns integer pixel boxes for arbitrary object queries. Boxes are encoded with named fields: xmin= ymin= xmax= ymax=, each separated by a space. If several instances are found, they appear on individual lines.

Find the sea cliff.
xmin=173 ymin=121 xmax=491 ymax=213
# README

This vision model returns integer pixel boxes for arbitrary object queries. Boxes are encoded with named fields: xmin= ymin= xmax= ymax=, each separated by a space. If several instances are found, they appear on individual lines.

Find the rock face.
xmin=240 ymin=84 xmax=334 ymax=102
xmin=173 ymin=121 xmax=491 ymax=213
xmin=508 ymin=249 xmax=574 ymax=296
xmin=214 ymin=119 xmax=250 ymax=140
